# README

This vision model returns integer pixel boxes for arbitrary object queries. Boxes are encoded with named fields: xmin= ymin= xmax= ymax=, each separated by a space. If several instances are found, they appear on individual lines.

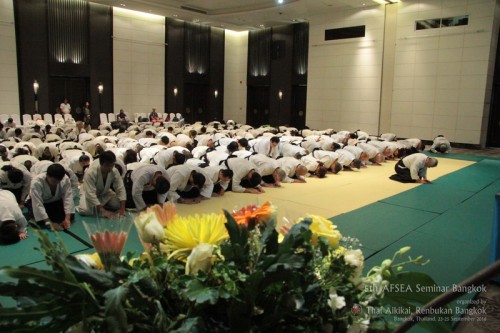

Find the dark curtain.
xmin=184 ymin=22 xmax=210 ymax=74
xmin=248 ymin=28 xmax=271 ymax=77
xmin=47 ymin=0 xmax=88 ymax=65
xmin=293 ymin=23 xmax=309 ymax=76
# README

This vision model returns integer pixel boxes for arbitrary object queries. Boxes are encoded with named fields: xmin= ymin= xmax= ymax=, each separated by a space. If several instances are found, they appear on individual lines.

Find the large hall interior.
xmin=1 ymin=0 xmax=500 ymax=332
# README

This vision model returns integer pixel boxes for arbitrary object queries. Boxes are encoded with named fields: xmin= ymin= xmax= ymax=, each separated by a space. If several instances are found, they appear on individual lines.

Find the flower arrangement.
xmin=0 ymin=202 xmax=452 ymax=333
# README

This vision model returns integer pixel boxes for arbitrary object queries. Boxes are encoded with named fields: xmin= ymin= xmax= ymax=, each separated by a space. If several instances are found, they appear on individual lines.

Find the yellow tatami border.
xmin=174 ymin=158 xmax=475 ymax=223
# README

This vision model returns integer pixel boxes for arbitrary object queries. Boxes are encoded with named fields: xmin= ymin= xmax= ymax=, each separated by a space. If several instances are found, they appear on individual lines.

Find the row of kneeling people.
xmin=0 ymin=121 xmax=451 ymax=244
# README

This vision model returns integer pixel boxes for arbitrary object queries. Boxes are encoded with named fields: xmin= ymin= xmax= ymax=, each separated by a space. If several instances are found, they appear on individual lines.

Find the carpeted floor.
xmin=1 ymin=151 xmax=499 ymax=332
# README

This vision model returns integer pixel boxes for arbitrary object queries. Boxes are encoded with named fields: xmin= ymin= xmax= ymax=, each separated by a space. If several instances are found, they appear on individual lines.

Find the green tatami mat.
xmin=332 ymin=202 xmax=438 ymax=251
xmin=427 ymin=153 xmax=486 ymax=162
xmin=417 ymin=192 xmax=495 ymax=246
xmin=365 ymin=231 xmax=490 ymax=288
xmin=380 ymin=185 xmax=475 ymax=214
xmin=433 ymin=159 xmax=500 ymax=192
xmin=0 ymin=228 xmax=90 ymax=267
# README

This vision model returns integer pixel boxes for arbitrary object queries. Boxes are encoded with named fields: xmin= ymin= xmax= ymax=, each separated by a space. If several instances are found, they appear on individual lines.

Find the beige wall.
xmin=112 ymin=7 xmax=165 ymax=120
xmin=223 ymin=30 xmax=248 ymax=124
xmin=391 ymin=0 xmax=497 ymax=145
xmin=0 ymin=0 xmax=19 ymax=120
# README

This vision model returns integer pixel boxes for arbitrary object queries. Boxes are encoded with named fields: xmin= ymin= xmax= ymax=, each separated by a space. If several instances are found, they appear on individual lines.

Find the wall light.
xmin=98 ymin=83 xmax=104 ymax=94
xmin=214 ymin=90 xmax=218 ymax=98
xmin=33 ymin=80 xmax=39 ymax=94
xmin=278 ymin=90 xmax=283 ymax=100
xmin=173 ymin=87 xmax=178 ymax=96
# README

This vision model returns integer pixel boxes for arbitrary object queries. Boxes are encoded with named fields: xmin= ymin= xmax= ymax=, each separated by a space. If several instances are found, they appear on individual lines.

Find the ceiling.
xmin=90 ymin=0 xmax=380 ymax=31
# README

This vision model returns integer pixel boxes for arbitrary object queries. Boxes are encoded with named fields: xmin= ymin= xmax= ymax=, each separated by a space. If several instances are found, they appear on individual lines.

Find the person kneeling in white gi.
xmin=125 ymin=164 xmax=170 ymax=211
xmin=0 ymin=189 xmax=28 ymax=244
xmin=29 ymin=164 xmax=74 ymax=230
xmin=78 ymin=151 xmax=126 ymax=218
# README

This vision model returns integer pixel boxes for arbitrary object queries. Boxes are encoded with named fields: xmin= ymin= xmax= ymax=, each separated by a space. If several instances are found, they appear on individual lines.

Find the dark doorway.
xmin=487 ymin=32 xmax=500 ymax=147
xmin=50 ymin=77 xmax=89 ymax=121
xmin=291 ymin=85 xmax=307 ymax=129
xmin=184 ymin=84 xmax=209 ymax=124
xmin=487 ymin=83 xmax=500 ymax=147
xmin=247 ymin=86 xmax=270 ymax=127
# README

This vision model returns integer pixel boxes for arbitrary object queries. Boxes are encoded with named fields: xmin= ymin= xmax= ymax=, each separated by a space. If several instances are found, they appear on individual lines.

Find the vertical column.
xmin=378 ymin=3 xmax=398 ymax=134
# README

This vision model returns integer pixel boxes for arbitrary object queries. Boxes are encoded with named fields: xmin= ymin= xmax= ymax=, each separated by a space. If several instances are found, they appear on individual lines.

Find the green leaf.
xmin=169 ymin=317 xmax=204 ymax=333
xmin=104 ymin=284 xmax=130 ymax=333
xmin=223 ymin=210 xmax=248 ymax=248
xmin=185 ymin=280 xmax=219 ymax=305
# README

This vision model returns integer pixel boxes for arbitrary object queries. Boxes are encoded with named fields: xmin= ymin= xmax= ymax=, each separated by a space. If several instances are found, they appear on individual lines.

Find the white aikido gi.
xmin=31 ymin=160 xmax=79 ymax=193
xmin=310 ymin=150 xmax=339 ymax=169
xmin=165 ymin=164 xmax=213 ymax=202
xmin=78 ymin=164 xmax=126 ymax=215
xmin=300 ymin=140 xmax=321 ymax=152
xmin=343 ymin=145 xmax=364 ymax=160
xmin=0 ymin=164 xmax=32 ymax=202
xmin=10 ymin=155 xmax=39 ymax=169
xmin=207 ymin=150 xmax=229 ymax=166
xmin=203 ymin=165 xmax=230 ymax=191
xmin=336 ymin=149 xmax=356 ymax=167
xmin=138 ymin=137 xmax=159 ymax=148
xmin=154 ymin=146 xmax=189 ymax=168
xmin=191 ymin=146 xmax=210 ymax=159
xmin=251 ymin=138 xmax=279 ymax=159
xmin=300 ymin=154 xmax=321 ymax=173
xmin=214 ymin=137 xmax=236 ymax=151
xmin=225 ymin=157 xmax=257 ymax=193
xmin=59 ymin=150 xmax=93 ymax=176
xmin=29 ymin=172 xmax=74 ymax=222
xmin=248 ymin=154 xmax=278 ymax=177
xmin=130 ymin=164 xmax=169 ymax=211
xmin=139 ymin=145 xmax=166 ymax=164
xmin=34 ymin=143 xmax=58 ymax=161
xmin=106 ymin=148 xmax=129 ymax=162
xmin=430 ymin=136 xmax=451 ymax=153
xmin=356 ymin=142 xmax=379 ymax=160
xmin=118 ymin=138 xmax=141 ymax=150
xmin=276 ymin=156 xmax=305 ymax=183
xmin=279 ymin=142 xmax=307 ymax=158
xmin=59 ymin=142 xmax=84 ymax=154
xmin=0 ymin=189 xmax=27 ymax=233
xmin=175 ymin=133 xmax=193 ymax=147
xmin=401 ymin=153 xmax=429 ymax=180
xmin=231 ymin=150 xmax=253 ymax=159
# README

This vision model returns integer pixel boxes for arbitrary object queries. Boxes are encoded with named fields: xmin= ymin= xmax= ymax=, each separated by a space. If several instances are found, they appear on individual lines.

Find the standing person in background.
xmin=83 ymin=101 xmax=91 ymax=130
xmin=60 ymin=98 xmax=71 ymax=115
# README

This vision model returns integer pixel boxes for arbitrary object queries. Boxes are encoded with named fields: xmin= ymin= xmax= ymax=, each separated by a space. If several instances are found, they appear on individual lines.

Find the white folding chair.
xmin=33 ymin=113 xmax=42 ymax=120
xmin=43 ymin=113 xmax=53 ymax=125
xmin=99 ymin=113 xmax=109 ymax=125
xmin=108 ymin=113 xmax=116 ymax=122
xmin=63 ymin=114 xmax=73 ymax=121
xmin=22 ymin=114 xmax=32 ymax=125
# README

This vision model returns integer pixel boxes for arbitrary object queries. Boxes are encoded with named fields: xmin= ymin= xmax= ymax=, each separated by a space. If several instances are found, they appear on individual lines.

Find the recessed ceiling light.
xmin=173 ymin=14 xmax=178 ymax=17
xmin=277 ymin=0 xmax=284 ymax=4
xmin=120 ymin=3 xmax=126 ymax=7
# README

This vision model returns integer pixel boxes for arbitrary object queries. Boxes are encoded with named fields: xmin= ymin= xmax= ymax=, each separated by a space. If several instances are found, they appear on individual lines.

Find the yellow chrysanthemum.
xmin=300 ymin=214 xmax=342 ymax=248
xmin=161 ymin=213 xmax=228 ymax=260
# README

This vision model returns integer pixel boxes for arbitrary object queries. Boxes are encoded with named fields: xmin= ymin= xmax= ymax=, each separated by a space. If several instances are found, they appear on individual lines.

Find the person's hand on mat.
xmin=102 ymin=210 xmax=117 ymax=219
xmin=50 ymin=222 xmax=64 ymax=231
xmin=117 ymin=207 xmax=126 ymax=217
xmin=63 ymin=217 xmax=71 ymax=230
xmin=417 ymin=178 xmax=431 ymax=184
xmin=19 ymin=232 xmax=28 ymax=240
